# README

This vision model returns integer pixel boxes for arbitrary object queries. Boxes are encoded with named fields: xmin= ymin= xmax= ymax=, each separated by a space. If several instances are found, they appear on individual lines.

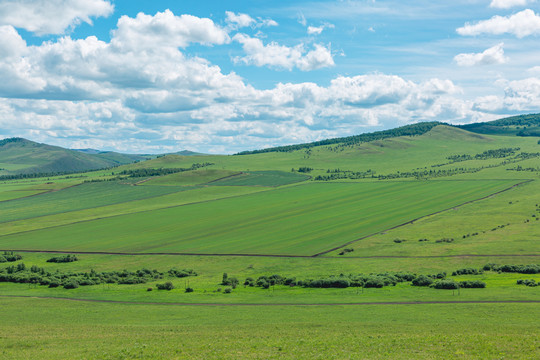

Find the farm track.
xmin=1 ymin=249 xmax=539 ymax=259
xmin=0 ymin=294 xmax=538 ymax=306
xmin=0 ymin=183 xmax=83 ymax=203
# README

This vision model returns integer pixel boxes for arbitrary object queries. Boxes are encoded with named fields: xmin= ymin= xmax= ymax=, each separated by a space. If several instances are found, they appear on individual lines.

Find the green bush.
xmin=63 ymin=280 xmax=79 ymax=289
xmin=459 ymin=280 xmax=486 ymax=288
xmin=517 ymin=279 xmax=537 ymax=287
xmin=46 ymin=255 xmax=78 ymax=263
xmin=156 ymin=281 xmax=174 ymax=290
xmin=432 ymin=279 xmax=459 ymax=289
xmin=411 ymin=275 xmax=433 ymax=287
xmin=452 ymin=268 xmax=483 ymax=276
xmin=224 ymin=287 xmax=232 ymax=294
xmin=185 ymin=287 xmax=194 ymax=293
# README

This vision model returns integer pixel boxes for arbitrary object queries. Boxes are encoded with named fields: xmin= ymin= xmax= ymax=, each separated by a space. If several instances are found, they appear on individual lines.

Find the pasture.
xmin=0 ymin=180 xmax=518 ymax=255
xmin=0 ymin=297 xmax=538 ymax=359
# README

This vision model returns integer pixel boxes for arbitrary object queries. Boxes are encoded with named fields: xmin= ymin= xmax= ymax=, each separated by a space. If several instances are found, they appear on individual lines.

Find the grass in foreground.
xmin=0 ymin=297 xmax=538 ymax=359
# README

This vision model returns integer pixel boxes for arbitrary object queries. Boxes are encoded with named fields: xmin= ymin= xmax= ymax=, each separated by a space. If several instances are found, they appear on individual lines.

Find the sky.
xmin=0 ymin=0 xmax=540 ymax=154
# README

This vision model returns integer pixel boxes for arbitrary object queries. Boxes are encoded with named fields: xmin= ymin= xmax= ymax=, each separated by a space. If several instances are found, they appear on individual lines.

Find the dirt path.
xmin=0 ymin=294 xmax=538 ymax=306
xmin=0 ymin=182 xmax=84 ymax=203
xmin=1 ymin=249 xmax=539 ymax=259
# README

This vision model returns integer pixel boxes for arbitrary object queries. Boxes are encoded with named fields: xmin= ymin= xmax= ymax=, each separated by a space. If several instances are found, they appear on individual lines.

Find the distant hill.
xmin=236 ymin=121 xmax=444 ymax=155
xmin=0 ymin=138 xmax=150 ymax=175
xmin=458 ymin=113 xmax=540 ymax=136
xmin=173 ymin=150 xmax=205 ymax=156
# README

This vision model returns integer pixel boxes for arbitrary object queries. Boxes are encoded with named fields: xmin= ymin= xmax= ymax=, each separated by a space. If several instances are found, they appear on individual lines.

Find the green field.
xmin=1 ymin=298 xmax=537 ymax=359
xmin=1 ymin=124 xmax=539 ymax=358
xmin=0 ymin=181 xmax=191 ymax=223
xmin=0 ymin=180 xmax=518 ymax=255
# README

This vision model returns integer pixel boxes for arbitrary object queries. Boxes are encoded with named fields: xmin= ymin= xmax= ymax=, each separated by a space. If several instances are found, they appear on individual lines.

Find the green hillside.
xmin=458 ymin=113 xmax=540 ymax=136
xmin=0 ymin=138 xmax=149 ymax=175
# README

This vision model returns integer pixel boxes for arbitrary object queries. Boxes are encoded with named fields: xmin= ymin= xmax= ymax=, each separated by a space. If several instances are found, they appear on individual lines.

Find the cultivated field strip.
xmin=0 ymin=180 xmax=518 ymax=256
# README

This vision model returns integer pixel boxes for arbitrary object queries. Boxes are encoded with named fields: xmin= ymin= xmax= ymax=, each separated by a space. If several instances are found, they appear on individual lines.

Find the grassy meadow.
xmin=1 ymin=125 xmax=539 ymax=358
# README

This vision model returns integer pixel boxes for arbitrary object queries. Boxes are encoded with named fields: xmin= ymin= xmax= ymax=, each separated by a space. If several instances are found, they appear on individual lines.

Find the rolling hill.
xmin=0 ymin=138 xmax=150 ymax=175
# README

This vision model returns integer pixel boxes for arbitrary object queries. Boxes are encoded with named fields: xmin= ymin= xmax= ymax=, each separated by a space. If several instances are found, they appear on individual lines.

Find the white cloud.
xmin=112 ymin=10 xmax=230 ymax=51
xmin=308 ymin=26 xmax=324 ymax=35
xmin=0 ymin=0 xmax=113 ymax=35
xmin=1 ymin=10 xmax=539 ymax=153
xmin=225 ymin=11 xmax=255 ymax=29
xmin=457 ymin=9 xmax=540 ymax=38
xmin=307 ymin=23 xmax=334 ymax=35
xmin=528 ymin=65 xmax=540 ymax=74
xmin=490 ymin=0 xmax=531 ymax=9
xmin=233 ymin=34 xmax=334 ymax=71
xmin=225 ymin=11 xmax=277 ymax=30
xmin=297 ymin=12 xmax=307 ymax=26
xmin=454 ymin=43 xmax=508 ymax=66
xmin=297 ymin=44 xmax=335 ymax=71
xmin=473 ymin=77 xmax=540 ymax=112
xmin=0 ymin=25 xmax=27 ymax=58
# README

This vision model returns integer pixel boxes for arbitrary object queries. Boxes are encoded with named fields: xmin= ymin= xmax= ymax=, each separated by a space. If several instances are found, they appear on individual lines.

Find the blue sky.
xmin=1 ymin=0 xmax=539 ymax=153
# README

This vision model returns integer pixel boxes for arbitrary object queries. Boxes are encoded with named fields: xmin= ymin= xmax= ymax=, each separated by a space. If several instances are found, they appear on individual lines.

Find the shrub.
xmin=147 ymin=287 xmax=153 ymax=291
xmin=412 ymin=275 xmax=434 ymax=287
xmin=2 ymin=252 xmax=22 ymax=262
xmin=224 ymin=287 xmax=232 ymax=294
xmin=185 ymin=287 xmax=194 ymax=293
xmin=63 ymin=280 xmax=79 ymax=289
xmin=363 ymin=276 xmax=384 ymax=288
xmin=459 ymin=280 xmax=486 ymax=288
xmin=432 ymin=279 xmax=459 ymax=289
xmin=244 ymin=277 xmax=255 ymax=286
xmin=46 ymin=255 xmax=78 ymax=263
xmin=0 ymin=256 xmax=6 ymax=263
xmin=517 ymin=279 xmax=537 ymax=287
xmin=168 ymin=268 xmax=197 ymax=278
xmin=338 ymin=248 xmax=354 ymax=255
xmin=48 ymin=281 xmax=60 ymax=288
xmin=452 ymin=268 xmax=483 ymax=276
xmin=393 ymin=239 xmax=406 ymax=243
xmin=156 ymin=281 xmax=174 ymax=290
xmin=483 ymin=263 xmax=540 ymax=274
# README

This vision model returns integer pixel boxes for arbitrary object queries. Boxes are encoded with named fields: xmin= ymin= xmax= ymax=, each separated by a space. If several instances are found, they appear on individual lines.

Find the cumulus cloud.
xmin=225 ymin=11 xmax=255 ymax=28
xmin=233 ymin=34 xmax=334 ymax=71
xmin=454 ymin=43 xmax=508 ymax=66
xmin=473 ymin=77 xmax=540 ymax=112
xmin=225 ymin=11 xmax=277 ymax=30
xmin=0 ymin=0 xmax=113 ymax=35
xmin=1 ymin=9 xmax=538 ymax=153
xmin=457 ymin=9 xmax=540 ymax=38
xmin=112 ymin=10 xmax=229 ymax=50
xmin=490 ymin=0 xmax=531 ymax=9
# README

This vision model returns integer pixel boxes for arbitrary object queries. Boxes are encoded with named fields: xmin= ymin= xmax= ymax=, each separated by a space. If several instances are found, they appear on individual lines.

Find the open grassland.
xmin=0 ymin=297 xmax=538 ymax=359
xmin=0 ymin=180 xmax=518 ymax=255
